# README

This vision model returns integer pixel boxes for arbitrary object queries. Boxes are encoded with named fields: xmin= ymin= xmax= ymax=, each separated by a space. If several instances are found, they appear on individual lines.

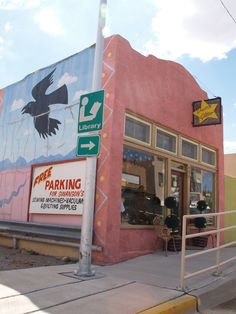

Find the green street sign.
xmin=77 ymin=135 xmax=100 ymax=157
xmin=78 ymin=90 xmax=104 ymax=133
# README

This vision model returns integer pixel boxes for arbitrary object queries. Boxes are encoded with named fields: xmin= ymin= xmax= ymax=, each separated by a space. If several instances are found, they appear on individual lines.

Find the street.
xmin=203 ymin=298 xmax=236 ymax=313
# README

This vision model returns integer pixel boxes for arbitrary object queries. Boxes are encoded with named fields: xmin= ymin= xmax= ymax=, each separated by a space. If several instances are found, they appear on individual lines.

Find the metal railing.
xmin=180 ymin=210 xmax=236 ymax=290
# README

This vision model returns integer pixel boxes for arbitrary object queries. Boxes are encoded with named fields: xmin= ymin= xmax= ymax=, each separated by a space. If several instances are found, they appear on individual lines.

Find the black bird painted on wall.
xmin=22 ymin=69 xmax=68 ymax=139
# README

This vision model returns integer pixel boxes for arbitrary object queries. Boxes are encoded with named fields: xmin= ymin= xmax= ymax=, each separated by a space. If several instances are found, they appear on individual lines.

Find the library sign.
xmin=29 ymin=159 xmax=86 ymax=215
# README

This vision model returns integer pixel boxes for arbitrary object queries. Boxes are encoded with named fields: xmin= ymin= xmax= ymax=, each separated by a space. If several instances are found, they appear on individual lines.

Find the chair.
xmin=153 ymin=216 xmax=177 ymax=256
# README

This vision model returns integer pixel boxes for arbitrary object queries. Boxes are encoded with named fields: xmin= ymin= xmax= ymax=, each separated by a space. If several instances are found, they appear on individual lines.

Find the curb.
xmin=138 ymin=295 xmax=197 ymax=314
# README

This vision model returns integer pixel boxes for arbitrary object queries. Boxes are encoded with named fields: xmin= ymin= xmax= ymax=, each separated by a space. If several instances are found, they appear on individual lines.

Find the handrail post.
xmin=214 ymin=214 xmax=221 ymax=275
xmin=179 ymin=210 xmax=236 ymax=285
xmin=180 ymin=215 xmax=187 ymax=290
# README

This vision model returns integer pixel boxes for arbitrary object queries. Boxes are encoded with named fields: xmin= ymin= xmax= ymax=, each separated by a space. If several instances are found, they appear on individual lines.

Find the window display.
xmin=189 ymin=167 xmax=215 ymax=225
xmin=121 ymin=147 xmax=166 ymax=225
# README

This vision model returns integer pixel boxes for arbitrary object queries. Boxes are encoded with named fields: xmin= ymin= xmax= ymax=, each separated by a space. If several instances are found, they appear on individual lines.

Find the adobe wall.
xmin=96 ymin=35 xmax=224 ymax=262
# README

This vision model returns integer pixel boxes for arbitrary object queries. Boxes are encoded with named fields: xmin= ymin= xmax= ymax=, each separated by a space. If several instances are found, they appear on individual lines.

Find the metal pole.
xmin=214 ymin=215 xmax=221 ymax=275
xmin=74 ymin=0 xmax=107 ymax=277
xmin=92 ymin=0 xmax=107 ymax=92
xmin=180 ymin=215 xmax=187 ymax=290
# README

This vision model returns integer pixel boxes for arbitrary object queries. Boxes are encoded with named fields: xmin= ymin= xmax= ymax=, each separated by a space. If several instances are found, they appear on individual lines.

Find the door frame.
xmin=170 ymin=169 xmax=185 ymax=230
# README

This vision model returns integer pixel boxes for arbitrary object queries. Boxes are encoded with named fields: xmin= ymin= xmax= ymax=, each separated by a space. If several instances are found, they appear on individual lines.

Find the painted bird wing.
xmin=34 ymin=114 xmax=61 ymax=139
xmin=34 ymin=114 xmax=50 ymax=139
xmin=46 ymin=84 xmax=68 ymax=105
xmin=32 ymin=68 xmax=56 ymax=100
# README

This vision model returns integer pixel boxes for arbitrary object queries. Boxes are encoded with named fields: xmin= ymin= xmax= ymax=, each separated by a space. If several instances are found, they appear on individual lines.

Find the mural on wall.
xmin=21 ymin=68 xmax=68 ymax=139
xmin=0 ymin=46 xmax=95 ymax=220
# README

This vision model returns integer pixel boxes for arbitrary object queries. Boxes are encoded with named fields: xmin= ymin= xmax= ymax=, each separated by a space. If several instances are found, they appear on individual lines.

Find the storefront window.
xmin=156 ymin=128 xmax=176 ymax=154
xmin=125 ymin=115 xmax=151 ymax=144
xmin=189 ymin=167 xmax=215 ymax=225
xmin=201 ymin=147 xmax=216 ymax=166
xmin=190 ymin=168 xmax=201 ymax=193
xmin=121 ymin=146 xmax=166 ymax=225
xmin=181 ymin=139 xmax=198 ymax=160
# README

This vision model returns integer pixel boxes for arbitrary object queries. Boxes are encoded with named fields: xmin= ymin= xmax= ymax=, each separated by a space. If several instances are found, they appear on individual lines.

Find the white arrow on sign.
xmin=81 ymin=141 xmax=96 ymax=150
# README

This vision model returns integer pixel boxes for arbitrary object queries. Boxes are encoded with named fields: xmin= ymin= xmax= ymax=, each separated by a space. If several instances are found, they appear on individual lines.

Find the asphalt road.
xmin=203 ymin=298 xmax=236 ymax=313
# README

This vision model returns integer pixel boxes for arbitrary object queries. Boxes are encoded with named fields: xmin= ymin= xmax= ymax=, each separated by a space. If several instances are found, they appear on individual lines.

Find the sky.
xmin=0 ymin=0 xmax=236 ymax=154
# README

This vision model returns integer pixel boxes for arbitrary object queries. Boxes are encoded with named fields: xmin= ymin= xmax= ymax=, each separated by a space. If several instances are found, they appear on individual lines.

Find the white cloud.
xmin=147 ymin=0 xmax=236 ymax=62
xmin=0 ymin=0 xmax=22 ymax=10
xmin=0 ymin=36 xmax=4 ymax=57
xmin=57 ymin=72 xmax=78 ymax=87
xmin=0 ymin=0 xmax=42 ymax=10
xmin=34 ymin=7 xmax=64 ymax=36
xmin=24 ymin=129 xmax=33 ymax=136
xmin=73 ymin=90 xmax=88 ymax=101
xmin=224 ymin=141 xmax=236 ymax=153
xmin=233 ymin=102 xmax=236 ymax=107
xmin=4 ymin=22 xmax=12 ymax=32
xmin=24 ymin=0 xmax=42 ymax=8
xmin=11 ymin=98 xmax=25 ymax=111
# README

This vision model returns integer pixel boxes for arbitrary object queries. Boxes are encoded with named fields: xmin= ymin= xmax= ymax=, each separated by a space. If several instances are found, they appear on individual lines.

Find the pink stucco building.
xmin=0 ymin=35 xmax=224 ymax=264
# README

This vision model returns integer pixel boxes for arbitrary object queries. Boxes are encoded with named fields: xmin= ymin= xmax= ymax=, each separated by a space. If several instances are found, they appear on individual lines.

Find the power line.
xmin=192 ymin=74 xmax=217 ymax=98
xmin=219 ymin=0 xmax=236 ymax=25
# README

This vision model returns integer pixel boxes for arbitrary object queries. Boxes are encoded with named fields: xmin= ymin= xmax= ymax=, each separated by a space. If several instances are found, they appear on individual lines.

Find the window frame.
xmin=155 ymin=126 xmax=177 ymax=155
xmin=200 ymin=146 xmax=216 ymax=168
xmin=180 ymin=137 xmax=199 ymax=161
xmin=124 ymin=113 xmax=152 ymax=146
xmin=189 ymin=167 xmax=216 ymax=225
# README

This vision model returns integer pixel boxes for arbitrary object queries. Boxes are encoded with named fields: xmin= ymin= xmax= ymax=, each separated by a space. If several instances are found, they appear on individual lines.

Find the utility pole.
xmin=74 ymin=0 xmax=107 ymax=277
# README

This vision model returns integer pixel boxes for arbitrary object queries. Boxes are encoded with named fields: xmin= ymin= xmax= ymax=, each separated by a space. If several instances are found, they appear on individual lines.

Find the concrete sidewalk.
xmin=0 ymin=248 xmax=236 ymax=314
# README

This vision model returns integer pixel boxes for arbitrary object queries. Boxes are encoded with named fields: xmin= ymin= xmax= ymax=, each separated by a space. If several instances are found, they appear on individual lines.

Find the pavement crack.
xmin=23 ymin=281 xmax=137 ymax=313
xmin=0 ymin=280 xmax=80 ymax=300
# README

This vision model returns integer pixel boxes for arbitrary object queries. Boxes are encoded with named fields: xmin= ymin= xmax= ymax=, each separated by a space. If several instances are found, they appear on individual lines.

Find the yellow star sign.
xmin=193 ymin=99 xmax=218 ymax=123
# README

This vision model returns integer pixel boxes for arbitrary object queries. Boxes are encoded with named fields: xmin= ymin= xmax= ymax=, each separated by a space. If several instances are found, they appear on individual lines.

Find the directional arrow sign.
xmin=76 ymin=135 xmax=100 ymax=157
xmin=81 ymin=141 xmax=96 ymax=150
